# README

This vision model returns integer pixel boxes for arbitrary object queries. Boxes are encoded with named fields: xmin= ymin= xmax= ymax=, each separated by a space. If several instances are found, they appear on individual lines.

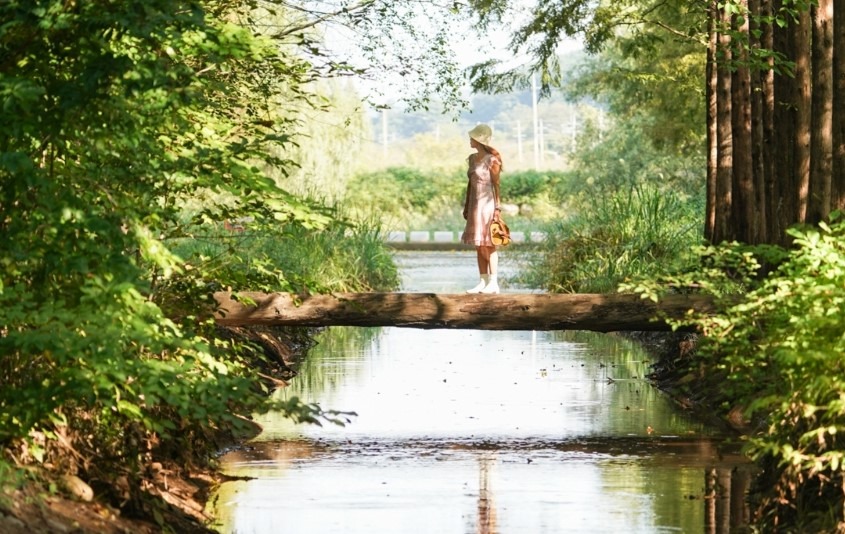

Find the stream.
xmin=212 ymin=251 xmax=752 ymax=533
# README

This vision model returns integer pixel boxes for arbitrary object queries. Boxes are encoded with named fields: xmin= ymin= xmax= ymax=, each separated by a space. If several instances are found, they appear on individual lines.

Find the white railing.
xmin=386 ymin=231 xmax=546 ymax=244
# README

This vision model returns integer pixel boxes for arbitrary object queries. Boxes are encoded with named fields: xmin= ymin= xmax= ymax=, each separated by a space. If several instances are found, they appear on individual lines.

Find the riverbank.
xmin=0 ymin=464 xmax=221 ymax=533
xmin=0 ymin=325 xmax=316 ymax=534
xmin=624 ymin=330 xmax=750 ymax=433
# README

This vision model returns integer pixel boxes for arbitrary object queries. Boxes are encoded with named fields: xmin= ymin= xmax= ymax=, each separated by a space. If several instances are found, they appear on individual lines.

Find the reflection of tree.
xmin=705 ymin=466 xmax=751 ymax=534
xmin=477 ymin=453 xmax=498 ymax=534
xmin=288 ymin=326 xmax=383 ymax=397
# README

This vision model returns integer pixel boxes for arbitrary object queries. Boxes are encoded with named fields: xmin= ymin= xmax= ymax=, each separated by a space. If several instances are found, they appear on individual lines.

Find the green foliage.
xmin=342 ymin=2 xmax=468 ymax=112
xmin=702 ymin=220 xmax=845 ymax=531
xmin=266 ymin=78 xmax=370 ymax=204
xmin=0 ymin=0 xmax=390 ymax=511
xmin=520 ymin=186 xmax=703 ymax=293
xmin=170 ymin=219 xmax=400 ymax=294
xmin=0 ymin=458 xmax=23 ymax=505
xmin=344 ymin=167 xmax=466 ymax=230
xmin=344 ymin=165 xmax=569 ymax=232
xmin=558 ymin=114 xmax=705 ymax=197
xmin=626 ymin=216 xmax=845 ymax=531
xmin=502 ymin=171 xmax=564 ymax=205
xmin=467 ymin=0 xmax=706 ymax=99
xmin=564 ymin=1 xmax=706 ymax=152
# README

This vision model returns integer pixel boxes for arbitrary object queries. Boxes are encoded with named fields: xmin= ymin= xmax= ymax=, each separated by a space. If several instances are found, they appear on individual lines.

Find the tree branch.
xmin=260 ymin=0 xmax=379 ymax=38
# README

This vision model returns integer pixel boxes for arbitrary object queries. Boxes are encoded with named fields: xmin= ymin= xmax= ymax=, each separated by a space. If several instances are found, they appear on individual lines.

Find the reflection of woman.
xmin=462 ymin=124 xmax=503 ymax=294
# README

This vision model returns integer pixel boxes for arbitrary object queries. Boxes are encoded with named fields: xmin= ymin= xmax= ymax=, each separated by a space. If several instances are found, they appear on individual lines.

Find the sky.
xmin=319 ymin=1 xmax=584 ymax=110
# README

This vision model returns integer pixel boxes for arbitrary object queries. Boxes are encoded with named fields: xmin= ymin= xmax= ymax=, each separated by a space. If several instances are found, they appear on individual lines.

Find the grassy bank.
xmin=515 ymin=186 xmax=704 ymax=293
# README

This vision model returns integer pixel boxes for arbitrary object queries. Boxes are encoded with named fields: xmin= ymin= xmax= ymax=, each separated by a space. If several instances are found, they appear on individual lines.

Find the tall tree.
xmin=833 ymin=0 xmax=845 ymax=212
xmin=715 ymin=5 xmax=735 ymax=243
xmin=465 ymin=0 xmax=838 ymax=247
xmin=769 ymin=2 xmax=795 ymax=242
xmin=808 ymin=0 xmax=834 ymax=224
xmin=758 ymin=0 xmax=776 ymax=244
xmin=748 ymin=0 xmax=769 ymax=243
xmin=732 ymin=0 xmax=756 ymax=243
xmin=793 ymin=6 xmax=813 ymax=225
xmin=706 ymin=3 xmax=719 ymax=241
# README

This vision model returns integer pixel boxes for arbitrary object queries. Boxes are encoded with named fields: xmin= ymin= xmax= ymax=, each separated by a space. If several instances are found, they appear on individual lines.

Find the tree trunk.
xmin=732 ymin=1 xmax=756 ymax=243
xmin=794 ymin=7 xmax=812 ymax=223
xmin=749 ymin=0 xmax=768 ymax=244
xmin=212 ymin=292 xmax=719 ymax=332
xmin=714 ymin=5 xmax=734 ymax=243
xmin=706 ymin=1 xmax=719 ymax=242
xmin=833 ymin=1 xmax=845 ymax=212
xmin=808 ymin=0 xmax=834 ymax=224
xmin=772 ymin=0 xmax=796 ymax=244
xmin=760 ymin=0 xmax=776 ymax=243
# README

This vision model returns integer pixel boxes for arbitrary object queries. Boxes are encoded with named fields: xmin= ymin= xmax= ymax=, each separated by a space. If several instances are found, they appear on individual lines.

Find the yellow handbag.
xmin=490 ymin=218 xmax=511 ymax=247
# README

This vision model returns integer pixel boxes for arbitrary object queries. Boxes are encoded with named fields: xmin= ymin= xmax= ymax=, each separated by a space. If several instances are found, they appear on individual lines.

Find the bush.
xmin=345 ymin=166 xmax=569 ymax=232
xmin=501 ymin=170 xmax=565 ymax=206
xmin=701 ymin=221 xmax=845 ymax=531
xmin=626 ymin=216 xmax=845 ymax=532
xmin=345 ymin=167 xmax=465 ymax=228
xmin=170 ymin=219 xmax=400 ymax=294
xmin=519 ymin=186 xmax=703 ymax=293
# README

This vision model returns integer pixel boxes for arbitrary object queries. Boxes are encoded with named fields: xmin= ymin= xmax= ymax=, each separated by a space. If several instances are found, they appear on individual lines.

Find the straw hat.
xmin=468 ymin=124 xmax=493 ymax=146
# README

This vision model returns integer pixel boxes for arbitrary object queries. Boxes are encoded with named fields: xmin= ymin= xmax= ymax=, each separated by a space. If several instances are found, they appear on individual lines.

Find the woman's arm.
xmin=463 ymin=155 xmax=473 ymax=219
xmin=463 ymin=178 xmax=470 ymax=220
xmin=491 ymin=157 xmax=502 ymax=219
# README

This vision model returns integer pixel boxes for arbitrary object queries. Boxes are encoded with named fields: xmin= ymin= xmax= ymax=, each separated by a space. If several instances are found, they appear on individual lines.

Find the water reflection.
xmin=476 ymin=453 xmax=496 ymax=534
xmin=256 ymin=329 xmax=709 ymax=442
xmin=706 ymin=467 xmax=752 ymax=533
xmin=212 ymin=252 xmax=752 ymax=533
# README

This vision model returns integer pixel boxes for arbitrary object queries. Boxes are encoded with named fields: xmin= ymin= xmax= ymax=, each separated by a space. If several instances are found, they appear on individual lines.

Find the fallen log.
xmin=212 ymin=292 xmax=717 ymax=332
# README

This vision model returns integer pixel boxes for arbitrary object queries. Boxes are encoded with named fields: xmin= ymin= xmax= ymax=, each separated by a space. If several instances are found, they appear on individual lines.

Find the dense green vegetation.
xmin=521 ymin=186 xmax=702 ymax=293
xmin=344 ymin=166 xmax=568 ymax=232
xmin=515 ymin=105 xmax=705 ymax=292
xmin=4 ymin=0 xmax=844 ymax=531
xmin=0 ymin=0 xmax=396 ymax=525
xmin=172 ymin=221 xmax=398 ymax=294
xmin=626 ymin=217 xmax=845 ymax=531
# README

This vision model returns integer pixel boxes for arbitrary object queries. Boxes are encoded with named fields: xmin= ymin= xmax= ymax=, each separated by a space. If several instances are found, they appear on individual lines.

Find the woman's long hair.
xmin=480 ymin=143 xmax=503 ymax=172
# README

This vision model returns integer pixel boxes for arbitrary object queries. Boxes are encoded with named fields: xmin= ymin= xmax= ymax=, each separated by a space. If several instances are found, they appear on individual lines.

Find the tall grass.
xmin=519 ymin=186 xmax=703 ymax=293
xmin=170 ymin=219 xmax=400 ymax=293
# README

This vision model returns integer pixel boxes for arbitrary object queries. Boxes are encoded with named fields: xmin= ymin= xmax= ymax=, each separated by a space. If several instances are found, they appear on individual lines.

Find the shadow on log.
xmin=213 ymin=292 xmax=717 ymax=332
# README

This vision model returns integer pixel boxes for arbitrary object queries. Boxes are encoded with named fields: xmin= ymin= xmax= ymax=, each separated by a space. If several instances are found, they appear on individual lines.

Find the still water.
xmin=213 ymin=251 xmax=751 ymax=533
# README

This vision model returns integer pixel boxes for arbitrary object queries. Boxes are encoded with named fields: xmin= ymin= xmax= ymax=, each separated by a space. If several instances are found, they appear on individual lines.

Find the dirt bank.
xmin=0 ymin=325 xmax=317 ymax=533
xmin=624 ymin=330 xmax=750 ymax=433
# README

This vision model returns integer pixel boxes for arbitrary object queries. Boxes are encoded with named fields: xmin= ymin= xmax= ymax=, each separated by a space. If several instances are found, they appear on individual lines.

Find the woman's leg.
xmin=476 ymin=247 xmax=490 ymax=274
xmin=480 ymin=246 xmax=499 ymax=293
xmin=467 ymin=246 xmax=490 ymax=293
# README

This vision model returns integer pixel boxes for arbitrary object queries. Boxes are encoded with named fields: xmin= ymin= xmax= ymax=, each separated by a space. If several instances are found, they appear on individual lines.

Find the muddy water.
xmin=213 ymin=251 xmax=751 ymax=533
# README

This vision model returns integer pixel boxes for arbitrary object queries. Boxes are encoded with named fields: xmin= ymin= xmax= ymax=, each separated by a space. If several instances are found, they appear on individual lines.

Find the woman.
xmin=461 ymin=123 xmax=503 ymax=294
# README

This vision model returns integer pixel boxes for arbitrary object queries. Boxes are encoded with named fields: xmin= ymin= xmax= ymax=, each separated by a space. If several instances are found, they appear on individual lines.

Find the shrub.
xmin=626 ymin=216 xmax=845 ymax=532
xmin=519 ymin=186 xmax=703 ymax=293
xmin=170 ymin=219 xmax=400 ymax=294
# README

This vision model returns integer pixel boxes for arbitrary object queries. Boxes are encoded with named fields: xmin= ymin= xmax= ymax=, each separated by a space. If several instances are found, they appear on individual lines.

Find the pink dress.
xmin=461 ymin=153 xmax=500 ymax=246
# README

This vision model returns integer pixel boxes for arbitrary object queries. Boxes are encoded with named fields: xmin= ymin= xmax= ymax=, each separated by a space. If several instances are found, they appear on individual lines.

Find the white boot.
xmin=480 ymin=274 xmax=499 ymax=294
xmin=467 ymin=274 xmax=489 ymax=293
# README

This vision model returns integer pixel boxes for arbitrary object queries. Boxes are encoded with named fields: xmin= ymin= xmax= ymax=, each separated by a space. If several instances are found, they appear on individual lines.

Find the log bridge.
xmin=213 ymin=292 xmax=715 ymax=332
